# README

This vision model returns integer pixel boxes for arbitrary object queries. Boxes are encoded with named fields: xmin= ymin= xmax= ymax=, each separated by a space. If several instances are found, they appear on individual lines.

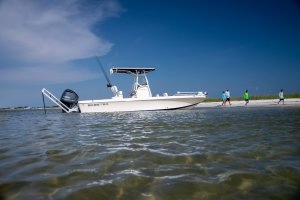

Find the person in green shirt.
xmin=244 ymin=90 xmax=249 ymax=106
xmin=221 ymin=91 xmax=226 ymax=106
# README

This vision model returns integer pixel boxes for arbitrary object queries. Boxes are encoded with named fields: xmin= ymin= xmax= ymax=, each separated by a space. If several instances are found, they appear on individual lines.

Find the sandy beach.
xmin=197 ymin=98 xmax=300 ymax=108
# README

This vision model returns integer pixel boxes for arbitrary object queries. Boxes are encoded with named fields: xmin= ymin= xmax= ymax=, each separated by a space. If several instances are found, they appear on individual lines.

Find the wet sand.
xmin=197 ymin=98 xmax=300 ymax=108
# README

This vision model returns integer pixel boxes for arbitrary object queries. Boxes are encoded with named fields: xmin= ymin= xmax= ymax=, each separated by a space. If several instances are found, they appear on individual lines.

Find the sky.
xmin=0 ymin=0 xmax=300 ymax=108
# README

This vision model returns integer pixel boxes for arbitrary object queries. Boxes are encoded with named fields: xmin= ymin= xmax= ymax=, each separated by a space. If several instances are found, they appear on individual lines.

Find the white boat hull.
xmin=41 ymin=67 xmax=207 ymax=113
xmin=78 ymin=95 xmax=205 ymax=113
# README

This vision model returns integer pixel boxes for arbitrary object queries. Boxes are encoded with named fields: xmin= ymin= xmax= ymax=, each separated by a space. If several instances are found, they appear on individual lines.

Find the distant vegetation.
xmin=204 ymin=93 xmax=300 ymax=102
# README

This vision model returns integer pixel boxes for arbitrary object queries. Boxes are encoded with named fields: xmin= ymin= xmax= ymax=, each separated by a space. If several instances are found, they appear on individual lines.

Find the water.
xmin=0 ymin=107 xmax=300 ymax=200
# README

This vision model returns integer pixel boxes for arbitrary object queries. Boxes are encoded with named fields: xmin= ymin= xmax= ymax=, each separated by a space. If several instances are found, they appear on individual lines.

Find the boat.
xmin=42 ymin=67 xmax=207 ymax=113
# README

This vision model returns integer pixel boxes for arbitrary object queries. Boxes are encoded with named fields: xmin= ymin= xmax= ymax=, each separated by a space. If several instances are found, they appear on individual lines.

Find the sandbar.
xmin=197 ymin=98 xmax=300 ymax=108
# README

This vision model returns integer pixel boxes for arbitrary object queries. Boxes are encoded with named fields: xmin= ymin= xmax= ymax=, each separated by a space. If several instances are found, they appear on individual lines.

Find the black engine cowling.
xmin=60 ymin=89 xmax=79 ymax=109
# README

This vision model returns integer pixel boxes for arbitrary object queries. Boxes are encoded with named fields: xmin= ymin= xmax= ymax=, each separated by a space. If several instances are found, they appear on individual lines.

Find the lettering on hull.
xmin=87 ymin=103 xmax=109 ymax=107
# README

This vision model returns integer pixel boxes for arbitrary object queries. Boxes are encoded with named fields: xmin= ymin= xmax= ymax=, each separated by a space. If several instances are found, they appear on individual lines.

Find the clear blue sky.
xmin=0 ymin=0 xmax=300 ymax=107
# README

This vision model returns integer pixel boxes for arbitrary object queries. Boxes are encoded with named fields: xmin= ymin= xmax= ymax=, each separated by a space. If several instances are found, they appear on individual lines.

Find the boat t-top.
xmin=42 ymin=66 xmax=207 ymax=113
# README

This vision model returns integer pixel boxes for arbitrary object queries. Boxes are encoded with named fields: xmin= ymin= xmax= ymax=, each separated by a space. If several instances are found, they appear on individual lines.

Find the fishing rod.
xmin=95 ymin=56 xmax=113 ymax=88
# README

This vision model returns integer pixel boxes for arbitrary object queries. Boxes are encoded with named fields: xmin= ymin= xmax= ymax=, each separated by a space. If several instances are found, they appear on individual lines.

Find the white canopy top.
xmin=110 ymin=68 xmax=155 ymax=75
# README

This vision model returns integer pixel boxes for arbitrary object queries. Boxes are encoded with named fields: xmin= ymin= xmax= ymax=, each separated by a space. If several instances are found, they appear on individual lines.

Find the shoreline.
xmin=197 ymin=98 xmax=300 ymax=108
xmin=1 ymin=98 xmax=300 ymax=111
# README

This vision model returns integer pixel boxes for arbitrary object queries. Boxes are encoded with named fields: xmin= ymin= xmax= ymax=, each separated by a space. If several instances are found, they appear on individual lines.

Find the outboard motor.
xmin=60 ymin=89 xmax=79 ymax=111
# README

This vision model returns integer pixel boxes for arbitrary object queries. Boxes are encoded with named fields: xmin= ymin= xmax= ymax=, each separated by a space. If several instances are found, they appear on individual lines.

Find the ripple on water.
xmin=0 ymin=108 xmax=300 ymax=199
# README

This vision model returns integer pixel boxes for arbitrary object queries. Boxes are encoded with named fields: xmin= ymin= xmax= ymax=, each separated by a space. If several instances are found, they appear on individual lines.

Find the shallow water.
xmin=0 ymin=107 xmax=300 ymax=200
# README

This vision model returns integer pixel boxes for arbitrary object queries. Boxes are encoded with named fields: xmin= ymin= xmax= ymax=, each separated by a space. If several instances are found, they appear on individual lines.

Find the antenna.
xmin=95 ymin=56 xmax=112 ymax=87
